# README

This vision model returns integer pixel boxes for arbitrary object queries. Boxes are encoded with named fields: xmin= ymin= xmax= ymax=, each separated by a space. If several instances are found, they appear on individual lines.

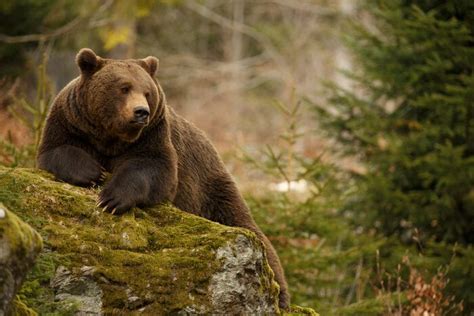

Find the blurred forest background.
xmin=0 ymin=0 xmax=473 ymax=315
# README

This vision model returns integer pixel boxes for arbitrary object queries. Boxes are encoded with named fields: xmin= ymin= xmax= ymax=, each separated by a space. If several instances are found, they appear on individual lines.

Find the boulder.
xmin=0 ymin=167 xmax=317 ymax=315
xmin=0 ymin=166 xmax=317 ymax=315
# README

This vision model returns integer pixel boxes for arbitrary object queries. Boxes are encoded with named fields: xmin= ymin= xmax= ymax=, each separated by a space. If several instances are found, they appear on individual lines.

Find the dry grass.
xmin=375 ymin=252 xmax=464 ymax=316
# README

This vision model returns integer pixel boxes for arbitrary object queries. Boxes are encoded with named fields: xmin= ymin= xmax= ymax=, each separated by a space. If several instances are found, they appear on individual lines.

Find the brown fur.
xmin=37 ymin=48 xmax=289 ymax=308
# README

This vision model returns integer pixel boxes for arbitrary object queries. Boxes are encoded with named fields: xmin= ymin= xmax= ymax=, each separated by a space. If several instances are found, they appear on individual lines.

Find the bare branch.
xmin=184 ymin=0 xmax=291 ymax=78
xmin=0 ymin=17 xmax=83 ymax=44
xmin=262 ymin=0 xmax=337 ymax=16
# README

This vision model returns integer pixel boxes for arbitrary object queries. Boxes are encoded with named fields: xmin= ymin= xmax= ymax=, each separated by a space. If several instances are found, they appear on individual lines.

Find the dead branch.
xmin=184 ymin=0 xmax=291 ymax=78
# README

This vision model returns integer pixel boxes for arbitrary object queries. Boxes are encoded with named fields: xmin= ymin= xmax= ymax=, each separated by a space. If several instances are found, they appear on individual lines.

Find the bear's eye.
xmin=145 ymin=92 xmax=150 ymax=98
xmin=121 ymin=86 xmax=130 ymax=94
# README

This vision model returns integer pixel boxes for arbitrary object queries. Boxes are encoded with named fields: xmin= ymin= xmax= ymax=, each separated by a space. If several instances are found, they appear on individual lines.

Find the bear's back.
xmin=167 ymin=109 xmax=231 ymax=217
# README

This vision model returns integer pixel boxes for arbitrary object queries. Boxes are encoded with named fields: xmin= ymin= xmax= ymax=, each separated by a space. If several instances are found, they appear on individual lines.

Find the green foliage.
xmin=243 ymin=96 xmax=384 ymax=314
xmin=315 ymin=1 xmax=474 ymax=244
xmin=308 ymin=0 xmax=474 ymax=312
xmin=242 ymin=90 xmax=307 ymax=185
xmin=250 ymin=186 xmax=471 ymax=315
xmin=244 ymin=92 xmax=469 ymax=314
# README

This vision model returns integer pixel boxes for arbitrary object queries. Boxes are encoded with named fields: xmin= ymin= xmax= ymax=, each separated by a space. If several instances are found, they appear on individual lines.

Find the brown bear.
xmin=37 ymin=48 xmax=289 ymax=309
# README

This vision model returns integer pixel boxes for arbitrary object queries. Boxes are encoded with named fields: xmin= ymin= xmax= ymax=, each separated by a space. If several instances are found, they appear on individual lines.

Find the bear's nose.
xmin=133 ymin=106 xmax=150 ymax=121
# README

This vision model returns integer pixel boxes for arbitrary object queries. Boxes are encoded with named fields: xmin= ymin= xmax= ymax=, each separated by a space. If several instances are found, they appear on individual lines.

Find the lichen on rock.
xmin=1 ymin=167 xmax=314 ymax=314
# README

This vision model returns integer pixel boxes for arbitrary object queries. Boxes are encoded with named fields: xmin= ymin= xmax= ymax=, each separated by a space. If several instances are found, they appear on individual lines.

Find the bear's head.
xmin=75 ymin=48 xmax=161 ymax=143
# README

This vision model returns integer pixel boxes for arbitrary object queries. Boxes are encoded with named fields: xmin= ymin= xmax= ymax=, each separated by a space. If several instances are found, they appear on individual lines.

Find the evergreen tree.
xmin=316 ymin=0 xmax=474 ymax=244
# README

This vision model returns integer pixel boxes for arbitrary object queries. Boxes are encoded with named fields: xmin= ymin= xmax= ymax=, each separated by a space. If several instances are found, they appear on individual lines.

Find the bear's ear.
xmin=76 ymin=48 xmax=101 ymax=75
xmin=141 ymin=56 xmax=159 ymax=77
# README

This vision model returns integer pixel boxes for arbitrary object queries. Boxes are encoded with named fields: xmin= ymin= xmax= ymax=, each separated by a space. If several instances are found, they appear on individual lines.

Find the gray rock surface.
xmin=50 ymin=266 xmax=103 ymax=315
xmin=210 ymin=234 xmax=279 ymax=314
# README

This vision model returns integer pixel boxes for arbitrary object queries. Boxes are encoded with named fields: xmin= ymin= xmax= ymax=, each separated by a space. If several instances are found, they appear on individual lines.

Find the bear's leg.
xmin=207 ymin=178 xmax=290 ymax=309
xmin=38 ymin=145 xmax=104 ymax=187
xmin=99 ymin=157 xmax=178 ymax=214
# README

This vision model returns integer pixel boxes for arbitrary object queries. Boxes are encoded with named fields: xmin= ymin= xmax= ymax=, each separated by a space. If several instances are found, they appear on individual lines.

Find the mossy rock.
xmin=0 ymin=202 xmax=43 ymax=315
xmin=0 ymin=167 xmax=288 ymax=314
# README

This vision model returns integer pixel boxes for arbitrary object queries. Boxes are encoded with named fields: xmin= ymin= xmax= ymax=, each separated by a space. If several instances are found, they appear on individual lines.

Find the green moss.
xmin=0 ymin=166 xmax=283 ymax=314
xmin=0 ymin=204 xmax=43 ymax=261
xmin=286 ymin=304 xmax=320 ymax=316
xmin=16 ymin=252 xmax=77 ymax=315
xmin=0 ymin=203 xmax=43 ymax=314
xmin=9 ymin=296 xmax=38 ymax=316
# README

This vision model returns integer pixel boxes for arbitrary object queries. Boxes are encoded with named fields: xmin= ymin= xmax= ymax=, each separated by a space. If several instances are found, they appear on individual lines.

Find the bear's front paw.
xmin=97 ymin=185 xmax=135 ymax=215
xmin=57 ymin=156 xmax=105 ymax=187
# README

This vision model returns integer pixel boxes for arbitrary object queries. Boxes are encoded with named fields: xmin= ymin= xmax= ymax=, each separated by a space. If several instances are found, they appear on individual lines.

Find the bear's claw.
xmin=98 ymin=186 xmax=135 ymax=215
